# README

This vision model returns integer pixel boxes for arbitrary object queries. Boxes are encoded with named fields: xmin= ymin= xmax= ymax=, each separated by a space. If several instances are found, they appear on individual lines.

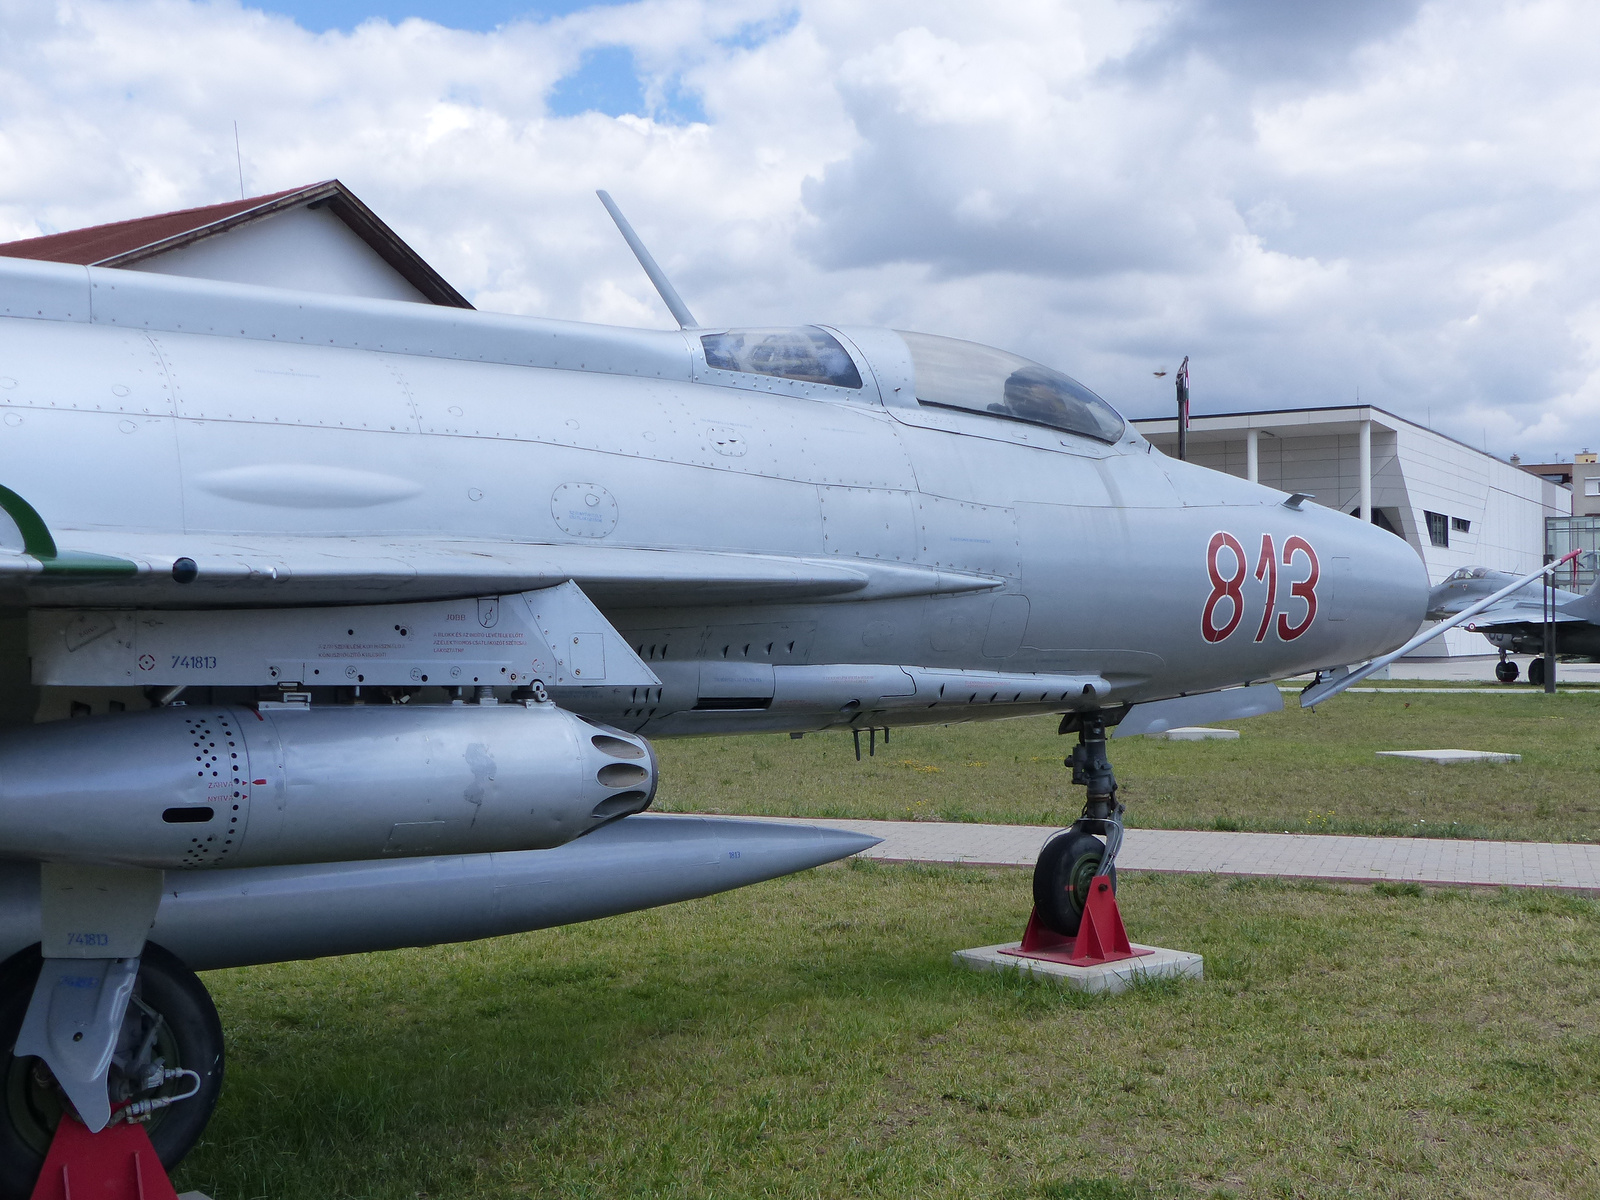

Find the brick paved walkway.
xmin=732 ymin=816 xmax=1600 ymax=891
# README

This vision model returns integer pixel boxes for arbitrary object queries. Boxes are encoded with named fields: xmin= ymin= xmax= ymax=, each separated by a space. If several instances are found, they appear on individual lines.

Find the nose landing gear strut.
xmin=1002 ymin=709 xmax=1151 ymax=968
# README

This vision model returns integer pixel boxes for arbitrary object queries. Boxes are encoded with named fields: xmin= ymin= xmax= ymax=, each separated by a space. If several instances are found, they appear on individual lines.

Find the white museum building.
xmin=1133 ymin=406 xmax=1571 ymax=655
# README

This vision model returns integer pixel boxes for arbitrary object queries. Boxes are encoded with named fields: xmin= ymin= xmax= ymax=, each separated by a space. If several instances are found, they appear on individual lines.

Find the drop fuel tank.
xmin=0 ymin=815 xmax=882 ymax=970
xmin=0 ymin=702 xmax=656 ymax=870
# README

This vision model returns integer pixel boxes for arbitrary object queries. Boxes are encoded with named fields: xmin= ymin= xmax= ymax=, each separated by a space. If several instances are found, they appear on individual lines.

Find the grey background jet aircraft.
xmin=1426 ymin=565 xmax=1600 ymax=684
xmin=0 ymin=193 xmax=1427 ymax=1192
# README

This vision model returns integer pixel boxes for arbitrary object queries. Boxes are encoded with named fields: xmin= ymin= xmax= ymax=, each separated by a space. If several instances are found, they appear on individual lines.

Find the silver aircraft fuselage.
xmin=0 ymin=257 xmax=1425 ymax=734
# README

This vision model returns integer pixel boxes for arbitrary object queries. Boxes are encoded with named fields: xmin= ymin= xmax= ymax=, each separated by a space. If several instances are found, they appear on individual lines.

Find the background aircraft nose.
xmin=1425 ymin=578 xmax=1466 ymax=619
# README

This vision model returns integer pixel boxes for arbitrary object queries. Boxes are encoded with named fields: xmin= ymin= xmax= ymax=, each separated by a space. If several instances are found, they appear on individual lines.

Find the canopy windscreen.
xmin=899 ymin=331 xmax=1125 ymax=443
xmin=701 ymin=327 xmax=863 ymax=389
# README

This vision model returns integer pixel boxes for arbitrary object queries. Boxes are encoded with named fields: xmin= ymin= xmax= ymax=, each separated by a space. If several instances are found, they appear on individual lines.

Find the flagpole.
xmin=1176 ymin=356 xmax=1190 ymax=461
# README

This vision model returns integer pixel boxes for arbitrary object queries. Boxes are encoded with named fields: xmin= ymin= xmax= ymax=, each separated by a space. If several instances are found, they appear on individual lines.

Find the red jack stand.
xmin=999 ymin=874 xmax=1155 ymax=967
xmin=28 ymin=1116 xmax=181 ymax=1200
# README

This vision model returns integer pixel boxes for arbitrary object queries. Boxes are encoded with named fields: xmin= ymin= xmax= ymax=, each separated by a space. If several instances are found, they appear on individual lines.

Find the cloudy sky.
xmin=1 ymin=0 xmax=1596 ymax=460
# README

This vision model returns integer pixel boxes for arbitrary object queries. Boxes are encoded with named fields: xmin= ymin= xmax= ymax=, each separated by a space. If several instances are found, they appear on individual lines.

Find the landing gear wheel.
xmin=0 ymin=943 xmax=224 ymax=1200
xmin=1495 ymin=660 xmax=1520 ymax=683
xmin=1528 ymin=657 xmax=1546 ymax=687
xmin=1032 ymin=827 xmax=1117 ymax=937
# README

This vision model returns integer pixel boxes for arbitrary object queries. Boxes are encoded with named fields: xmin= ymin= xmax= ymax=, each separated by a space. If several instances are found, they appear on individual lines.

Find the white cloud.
xmin=0 ymin=0 xmax=1597 ymax=459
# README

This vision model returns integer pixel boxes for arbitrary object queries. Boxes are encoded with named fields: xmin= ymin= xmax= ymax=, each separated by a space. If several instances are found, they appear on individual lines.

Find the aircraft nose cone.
xmin=1425 ymin=579 xmax=1460 ymax=620
xmin=1328 ymin=513 xmax=1431 ymax=661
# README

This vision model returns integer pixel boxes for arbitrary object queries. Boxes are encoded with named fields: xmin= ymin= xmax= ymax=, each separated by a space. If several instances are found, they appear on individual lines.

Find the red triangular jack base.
xmin=999 ymin=875 xmax=1155 ymax=967
xmin=29 ymin=1116 xmax=181 ymax=1200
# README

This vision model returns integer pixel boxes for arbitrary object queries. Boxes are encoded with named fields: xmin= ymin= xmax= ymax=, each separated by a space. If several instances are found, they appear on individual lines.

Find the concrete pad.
xmin=1377 ymin=749 xmax=1521 ymax=764
xmin=1157 ymin=726 xmax=1240 ymax=741
xmin=954 ymin=943 xmax=1203 ymax=994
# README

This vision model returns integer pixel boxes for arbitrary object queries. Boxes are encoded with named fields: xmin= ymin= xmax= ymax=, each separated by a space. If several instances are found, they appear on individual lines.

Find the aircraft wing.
xmin=1458 ymin=601 xmax=1586 ymax=629
xmin=0 ymin=528 xmax=1003 ymax=609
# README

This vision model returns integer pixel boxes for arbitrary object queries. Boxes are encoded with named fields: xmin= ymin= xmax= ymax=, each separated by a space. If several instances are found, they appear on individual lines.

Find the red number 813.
xmin=1203 ymin=532 xmax=1318 ymax=644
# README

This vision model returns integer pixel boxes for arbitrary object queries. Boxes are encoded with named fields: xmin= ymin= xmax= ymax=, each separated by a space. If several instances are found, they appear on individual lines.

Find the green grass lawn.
xmin=652 ymin=692 xmax=1600 ymax=843
xmin=177 ymin=864 xmax=1600 ymax=1200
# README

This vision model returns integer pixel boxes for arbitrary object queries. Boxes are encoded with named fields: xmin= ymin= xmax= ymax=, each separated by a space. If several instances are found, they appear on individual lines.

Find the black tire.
xmin=1495 ymin=661 xmax=1519 ymax=683
xmin=1528 ymin=657 xmax=1546 ymax=687
xmin=1032 ymin=827 xmax=1117 ymax=937
xmin=0 ymin=943 xmax=224 ymax=1200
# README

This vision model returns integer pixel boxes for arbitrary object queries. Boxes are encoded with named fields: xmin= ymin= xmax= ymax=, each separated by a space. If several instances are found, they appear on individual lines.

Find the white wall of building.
xmin=1390 ymin=424 xmax=1568 ymax=653
xmin=126 ymin=205 xmax=430 ymax=304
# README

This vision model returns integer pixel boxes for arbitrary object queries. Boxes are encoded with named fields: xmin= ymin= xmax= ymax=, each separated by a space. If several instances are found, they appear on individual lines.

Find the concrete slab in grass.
xmin=1377 ymin=749 xmax=1521 ymax=765
xmin=1156 ymin=726 xmax=1240 ymax=741
xmin=954 ymin=943 xmax=1203 ymax=994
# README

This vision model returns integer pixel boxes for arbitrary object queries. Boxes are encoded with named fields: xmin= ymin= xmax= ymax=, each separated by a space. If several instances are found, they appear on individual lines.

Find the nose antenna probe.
xmin=1301 ymin=548 xmax=1582 ymax=707
xmin=596 ymin=190 xmax=699 ymax=330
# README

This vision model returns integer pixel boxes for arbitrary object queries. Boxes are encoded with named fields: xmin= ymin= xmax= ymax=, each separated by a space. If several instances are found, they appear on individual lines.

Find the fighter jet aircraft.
xmin=1425 ymin=565 xmax=1600 ymax=684
xmin=0 ymin=190 xmax=1428 ymax=1192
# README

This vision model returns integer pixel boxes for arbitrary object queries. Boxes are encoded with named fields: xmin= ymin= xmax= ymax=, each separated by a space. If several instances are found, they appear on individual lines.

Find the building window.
xmin=1425 ymin=510 xmax=1449 ymax=547
xmin=1451 ymin=516 xmax=1471 ymax=533
xmin=1586 ymin=478 xmax=1600 ymax=497
xmin=1349 ymin=507 xmax=1403 ymax=537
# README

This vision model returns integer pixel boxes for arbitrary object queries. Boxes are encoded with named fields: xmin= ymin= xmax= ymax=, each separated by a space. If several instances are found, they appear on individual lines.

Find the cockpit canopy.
xmin=1442 ymin=566 xmax=1515 ymax=584
xmin=698 ymin=325 xmax=1127 ymax=446
xmin=701 ymin=327 xmax=863 ymax=389
xmin=899 ymin=331 xmax=1126 ymax=444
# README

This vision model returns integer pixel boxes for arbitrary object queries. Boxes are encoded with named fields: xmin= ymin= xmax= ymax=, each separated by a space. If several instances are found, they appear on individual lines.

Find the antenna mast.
xmin=595 ymin=190 xmax=698 ymax=329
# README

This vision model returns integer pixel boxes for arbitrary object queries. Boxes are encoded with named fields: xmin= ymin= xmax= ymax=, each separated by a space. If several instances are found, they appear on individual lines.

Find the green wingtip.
xmin=38 ymin=551 xmax=140 ymax=577
xmin=0 ymin=485 xmax=138 ymax=576
xmin=0 ymin=483 xmax=57 ymax=558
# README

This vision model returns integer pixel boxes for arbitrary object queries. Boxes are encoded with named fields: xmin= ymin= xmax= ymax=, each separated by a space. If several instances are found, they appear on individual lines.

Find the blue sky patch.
xmin=547 ymin=46 xmax=646 ymax=117
xmin=718 ymin=8 xmax=799 ymax=51
xmin=647 ymin=73 xmax=709 ymax=125
xmin=248 ymin=1 xmax=708 ymax=124
xmin=547 ymin=46 xmax=706 ymax=124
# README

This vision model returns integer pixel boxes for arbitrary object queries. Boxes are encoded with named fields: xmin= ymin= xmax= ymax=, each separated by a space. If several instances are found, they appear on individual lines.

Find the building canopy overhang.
xmin=1135 ymin=404 xmax=1402 ymax=446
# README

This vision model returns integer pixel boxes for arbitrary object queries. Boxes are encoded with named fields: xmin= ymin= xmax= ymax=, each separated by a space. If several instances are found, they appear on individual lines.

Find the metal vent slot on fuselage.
xmin=590 ymin=791 xmax=651 ymax=820
xmin=596 ymin=762 xmax=650 ymax=789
